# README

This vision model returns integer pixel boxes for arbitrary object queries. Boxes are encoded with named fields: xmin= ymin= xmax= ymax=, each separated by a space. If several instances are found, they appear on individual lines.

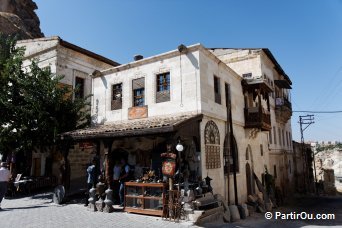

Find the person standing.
xmin=112 ymin=160 xmax=121 ymax=204
xmin=84 ymin=158 xmax=96 ymax=207
xmin=119 ymin=158 xmax=130 ymax=207
xmin=0 ymin=162 xmax=11 ymax=210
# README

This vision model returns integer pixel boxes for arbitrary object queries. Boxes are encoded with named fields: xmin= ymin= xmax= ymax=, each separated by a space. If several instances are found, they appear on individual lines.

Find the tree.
xmin=0 ymin=34 xmax=90 ymax=162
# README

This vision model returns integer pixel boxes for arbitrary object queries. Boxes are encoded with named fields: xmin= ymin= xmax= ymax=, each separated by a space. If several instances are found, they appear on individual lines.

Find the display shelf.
xmin=124 ymin=182 xmax=168 ymax=217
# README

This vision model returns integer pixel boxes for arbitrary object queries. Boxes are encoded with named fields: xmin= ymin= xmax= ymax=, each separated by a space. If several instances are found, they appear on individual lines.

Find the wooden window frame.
xmin=74 ymin=76 xmax=85 ymax=99
xmin=214 ymin=75 xmax=221 ymax=104
xmin=133 ymin=88 xmax=145 ymax=107
xmin=132 ymin=78 xmax=145 ymax=107
xmin=156 ymin=72 xmax=170 ymax=103
xmin=111 ymin=83 xmax=122 ymax=110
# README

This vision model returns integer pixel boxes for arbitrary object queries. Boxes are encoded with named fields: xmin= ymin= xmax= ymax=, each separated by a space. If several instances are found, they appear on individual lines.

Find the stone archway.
xmin=245 ymin=145 xmax=255 ymax=195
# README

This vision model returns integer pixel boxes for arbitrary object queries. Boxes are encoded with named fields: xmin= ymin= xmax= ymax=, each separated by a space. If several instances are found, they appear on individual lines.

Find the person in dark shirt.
xmin=119 ymin=158 xmax=130 ymax=207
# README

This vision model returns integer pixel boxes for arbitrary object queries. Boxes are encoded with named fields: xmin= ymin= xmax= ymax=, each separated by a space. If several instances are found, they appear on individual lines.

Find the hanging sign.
xmin=161 ymin=152 xmax=176 ymax=177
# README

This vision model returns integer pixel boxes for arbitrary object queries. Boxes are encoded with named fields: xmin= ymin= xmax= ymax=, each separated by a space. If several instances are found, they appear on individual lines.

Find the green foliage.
xmin=0 ymin=34 xmax=90 ymax=154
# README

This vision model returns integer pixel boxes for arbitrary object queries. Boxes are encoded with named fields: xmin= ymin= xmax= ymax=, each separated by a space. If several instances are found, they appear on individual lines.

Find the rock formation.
xmin=0 ymin=0 xmax=43 ymax=39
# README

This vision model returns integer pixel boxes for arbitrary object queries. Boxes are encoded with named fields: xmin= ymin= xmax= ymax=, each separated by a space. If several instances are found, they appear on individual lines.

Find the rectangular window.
xmin=74 ymin=77 xmax=85 ymax=99
xmin=111 ymin=83 xmax=122 ymax=110
xmin=269 ymin=128 xmax=273 ymax=144
xmin=214 ymin=76 xmax=221 ymax=104
xmin=132 ymin=78 xmax=145 ymax=107
xmin=225 ymin=83 xmax=231 ymax=106
xmin=278 ymin=128 xmax=282 ymax=146
xmin=274 ymin=165 xmax=277 ymax=178
xmin=273 ymin=126 xmax=277 ymax=145
xmin=260 ymin=144 xmax=264 ymax=156
xmin=156 ymin=72 xmax=170 ymax=103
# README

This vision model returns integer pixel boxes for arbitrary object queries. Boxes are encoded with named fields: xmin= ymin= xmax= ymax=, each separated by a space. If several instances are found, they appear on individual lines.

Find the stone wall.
xmin=93 ymin=49 xmax=202 ymax=123
xmin=68 ymin=144 xmax=95 ymax=191
xmin=17 ymin=37 xmax=116 ymax=102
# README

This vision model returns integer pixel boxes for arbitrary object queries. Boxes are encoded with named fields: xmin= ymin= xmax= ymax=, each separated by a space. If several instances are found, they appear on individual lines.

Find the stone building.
xmin=292 ymin=141 xmax=315 ymax=193
xmin=15 ymin=36 xmax=119 ymax=183
xmin=209 ymin=48 xmax=294 ymax=196
xmin=63 ymin=44 xmax=294 ymax=204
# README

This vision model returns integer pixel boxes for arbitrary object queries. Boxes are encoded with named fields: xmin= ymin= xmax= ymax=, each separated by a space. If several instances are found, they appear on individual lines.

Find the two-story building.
xmin=62 ymin=43 xmax=293 ymax=204
xmin=15 ymin=36 xmax=119 ymax=181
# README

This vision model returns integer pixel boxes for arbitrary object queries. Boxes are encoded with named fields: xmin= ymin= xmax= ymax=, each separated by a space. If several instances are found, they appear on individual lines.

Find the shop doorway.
xmin=246 ymin=162 xmax=253 ymax=195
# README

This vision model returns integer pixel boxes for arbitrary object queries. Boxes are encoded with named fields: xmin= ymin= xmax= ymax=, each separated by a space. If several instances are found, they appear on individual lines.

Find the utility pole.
xmin=299 ymin=115 xmax=314 ymax=193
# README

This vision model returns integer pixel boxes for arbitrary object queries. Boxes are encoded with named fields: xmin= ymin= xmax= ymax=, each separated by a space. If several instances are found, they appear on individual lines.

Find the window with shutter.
xmin=214 ymin=76 xmax=221 ymax=104
xmin=132 ymin=78 xmax=145 ymax=107
xmin=156 ymin=72 xmax=170 ymax=103
xmin=75 ymin=77 xmax=85 ymax=99
xmin=111 ymin=83 xmax=122 ymax=110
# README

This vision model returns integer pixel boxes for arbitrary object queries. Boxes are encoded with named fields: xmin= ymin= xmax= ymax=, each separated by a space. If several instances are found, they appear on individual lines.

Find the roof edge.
xmin=208 ymin=48 xmax=292 ymax=85
xmin=17 ymin=36 xmax=120 ymax=67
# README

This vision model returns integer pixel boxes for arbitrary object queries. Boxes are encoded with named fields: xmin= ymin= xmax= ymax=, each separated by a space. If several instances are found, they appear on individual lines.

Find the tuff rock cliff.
xmin=0 ymin=0 xmax=43 ymax=39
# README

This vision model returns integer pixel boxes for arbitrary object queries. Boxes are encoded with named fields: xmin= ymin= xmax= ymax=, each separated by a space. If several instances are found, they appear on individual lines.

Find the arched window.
xmin=204 ymin=120 xmax=220 ymax=169
xmin=223 ymin=134 xmax=239 ymax=174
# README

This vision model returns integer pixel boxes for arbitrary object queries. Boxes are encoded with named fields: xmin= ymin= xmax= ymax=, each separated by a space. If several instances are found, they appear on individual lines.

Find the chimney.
xmin=134 ymin=55 xmax=143 ymax=61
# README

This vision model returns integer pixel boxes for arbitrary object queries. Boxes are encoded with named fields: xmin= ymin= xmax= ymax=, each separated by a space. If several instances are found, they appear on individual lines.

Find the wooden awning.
xmin=61 ymin=114 xmax=203 ymax=140
xmin=274 ymin=80 xmax=292 ymax=89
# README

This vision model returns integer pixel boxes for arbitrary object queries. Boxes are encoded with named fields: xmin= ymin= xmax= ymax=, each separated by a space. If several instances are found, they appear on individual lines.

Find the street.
xmin=0 ymin=192 xmax=196 ymax=228
xmin=0 ymin=193 xmax=341 ymax=228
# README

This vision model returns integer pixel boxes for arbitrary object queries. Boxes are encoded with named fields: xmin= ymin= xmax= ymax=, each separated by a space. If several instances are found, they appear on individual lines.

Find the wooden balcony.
xmin=244 ymin=107 xmax=271 ymax=131
xmin=275 ymin=97 xmax=292 ymax=123
xmin=242 ymin=77 xmax=273 ymax=92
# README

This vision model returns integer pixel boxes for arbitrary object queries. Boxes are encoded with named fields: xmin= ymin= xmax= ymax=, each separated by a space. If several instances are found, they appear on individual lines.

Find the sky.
xmin=34 ymin=0 xmax=342 ymax=142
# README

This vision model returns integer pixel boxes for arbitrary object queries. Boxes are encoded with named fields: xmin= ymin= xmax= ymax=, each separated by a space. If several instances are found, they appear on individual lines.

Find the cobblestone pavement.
xmin=0 ymin=192 xmax=197 ymax=228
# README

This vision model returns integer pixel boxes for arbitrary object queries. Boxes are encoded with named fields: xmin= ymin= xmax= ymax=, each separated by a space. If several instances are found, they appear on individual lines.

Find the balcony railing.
xmin=244 ymin=107 xmax=271 ymax=131
xmin=275 ymin=97 xmax=292 ymax=110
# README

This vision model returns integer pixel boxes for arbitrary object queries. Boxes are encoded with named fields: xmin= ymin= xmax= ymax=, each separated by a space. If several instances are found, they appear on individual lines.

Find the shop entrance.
xmin=246 ymin=162 xmax=253 ymax=195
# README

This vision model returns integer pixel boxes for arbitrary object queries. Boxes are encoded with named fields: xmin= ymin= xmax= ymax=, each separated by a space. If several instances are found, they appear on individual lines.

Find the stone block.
xmin=242 ymin=203 xmax=249 ymax=217
xmin=237 ymin=205 xmax=246 ymax=219
xmin=195 ymin=206 xmax=224 ymax=226
xmin=247 ymin=194 xmax=258 ymax=203
xmin=265 ymin=202 xmax=273 ymax=212
xmin=229 ymin=205 xmax=240 ymax=222
xmin=247 ymin=205 xmax=255 ymax=215
xmin=257 ymin=192 xmax=263 ymax=200
xmin=257 ymin=205 xmax=265 ymax=213
xmin=188 ymin=210 xmax=204 ymax=222
xmin=223 ymin=210 xmax=230 ymax=223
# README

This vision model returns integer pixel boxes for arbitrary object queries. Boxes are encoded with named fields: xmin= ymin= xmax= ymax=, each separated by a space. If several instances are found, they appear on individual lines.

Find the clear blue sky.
xmin=35 ymin=0 xmax=342 ymax=142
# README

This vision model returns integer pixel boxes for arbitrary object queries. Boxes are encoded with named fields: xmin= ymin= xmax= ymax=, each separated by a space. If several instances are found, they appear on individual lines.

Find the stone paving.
xmin=0 ymin=192 xmax=198 ymax=228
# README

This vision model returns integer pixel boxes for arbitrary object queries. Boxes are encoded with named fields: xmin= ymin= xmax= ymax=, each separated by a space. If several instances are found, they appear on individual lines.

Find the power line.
xmin=299 ymin=115 xmax=315 ymax=193
xmin=293 ymin=111 xmax=342 ymax=113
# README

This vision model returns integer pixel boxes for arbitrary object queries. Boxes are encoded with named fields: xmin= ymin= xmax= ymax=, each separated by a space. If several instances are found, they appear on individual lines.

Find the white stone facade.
xmin=15 ymin=36 xmax=119 ymax=179
xmin=16 ymin=36 xmax=118 ymax=101
xmin=210 ymin=48 xmax=294 ymax=195
xmin=91 ymin=44 xmax=292 ymax=203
